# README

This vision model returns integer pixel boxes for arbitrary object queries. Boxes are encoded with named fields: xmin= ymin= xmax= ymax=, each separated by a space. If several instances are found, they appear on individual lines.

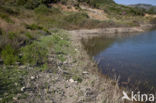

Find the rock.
xmin=28 ymin=67 xmax=33 ymax=69
xmin=0 ymin=58 xmax=3 ymax=62
xmin=63 ymin=71 xmax=69 ymax=75
xmin=85 ymin=88 xmax=94 ymax=97
xmin=75 ymin=48 xmax=78 ymax=52
xmin=13 ymin=97 xmax=18 ymax=101
xmin=21 ymin=87 xmax=26 ymax=92
xmin=82 ymin=71 xmax=89 ymax=74
xmin=14 ymin=82 xmax=18 ymax=86
xmin=48 ymin=57 xmax=53 ymax=61
xmin=69 ymin=78 xmax=75 ymax=83
xmin=15 ymin=62 xmax=20 ymax=65
xmin=19 ymin=65 xmax=26 ymax=69
xmin=31 ymin=76 xmax=35 ymax=80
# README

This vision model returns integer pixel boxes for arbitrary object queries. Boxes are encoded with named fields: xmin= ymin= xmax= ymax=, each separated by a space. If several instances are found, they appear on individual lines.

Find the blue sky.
xmin=114 ymin=0 xmax=156 ymax=6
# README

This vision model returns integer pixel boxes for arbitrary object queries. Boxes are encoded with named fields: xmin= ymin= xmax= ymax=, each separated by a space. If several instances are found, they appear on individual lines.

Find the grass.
xmin=0 ymin=66 xmax=27 ymax=103
xmin=1 ymin=45 xmax=18 ymax=65
xmin=0 ymin=29 xmax=73 ymax=102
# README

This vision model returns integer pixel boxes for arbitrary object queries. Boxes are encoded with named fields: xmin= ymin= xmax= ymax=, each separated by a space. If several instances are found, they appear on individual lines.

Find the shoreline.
xmin=68 ymin=24 xmax=156 ymax=103
xmin=69 ymin=23 xmax=156 ymax=39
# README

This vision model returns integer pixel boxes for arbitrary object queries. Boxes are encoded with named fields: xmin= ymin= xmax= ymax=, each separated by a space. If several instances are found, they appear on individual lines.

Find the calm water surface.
xmin=82 ymin=30 xmax=156 ymax=92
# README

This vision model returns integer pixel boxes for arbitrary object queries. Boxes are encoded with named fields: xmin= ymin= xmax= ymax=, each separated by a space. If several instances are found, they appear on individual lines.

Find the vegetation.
xmin=0 ymin=66 xmax=27 ymax=103
xmin=0 ymin=0 xmax=156 ymax=102
xmin=1 ymin=45 xmax=18 ymax=65
xmin=21 ymin=42 xmax=48 ymax=66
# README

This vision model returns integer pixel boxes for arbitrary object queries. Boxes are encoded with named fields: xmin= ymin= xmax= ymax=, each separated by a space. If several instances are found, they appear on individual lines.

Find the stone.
xmin=31 ymin=76 xmax=35 ymax=80
xmin=69 ymin=79 xmax=74 ymax=83
xmin=19 ymin=65 xmax=26 ymax=69
xmin=13 ymin=97 xmax=18 ymax=101
xmin=21 ymin=87 xmax=26 ymax=92
xmin=82 ymin=71 xmax=89 ymax=74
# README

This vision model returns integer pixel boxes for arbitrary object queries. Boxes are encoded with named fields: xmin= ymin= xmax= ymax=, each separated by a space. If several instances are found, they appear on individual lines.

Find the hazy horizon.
xmin=114 ymin=0 xmax=156 ymax=6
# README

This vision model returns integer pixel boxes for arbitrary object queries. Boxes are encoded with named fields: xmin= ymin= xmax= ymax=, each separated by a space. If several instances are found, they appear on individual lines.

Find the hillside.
xmin=129 ymin=4 xmax=156 ymax=14
xmin=0 ymin=0 xmax=156 ymax=103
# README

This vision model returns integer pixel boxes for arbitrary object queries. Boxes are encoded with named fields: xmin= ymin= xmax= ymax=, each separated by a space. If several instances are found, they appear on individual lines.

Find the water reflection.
xmin=82 ymin=31 xmax=156 ymax=93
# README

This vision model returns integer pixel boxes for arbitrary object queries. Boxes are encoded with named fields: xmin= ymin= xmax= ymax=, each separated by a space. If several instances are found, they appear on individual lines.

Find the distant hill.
xmin=129 ymin=4 xmax=156 ymax=14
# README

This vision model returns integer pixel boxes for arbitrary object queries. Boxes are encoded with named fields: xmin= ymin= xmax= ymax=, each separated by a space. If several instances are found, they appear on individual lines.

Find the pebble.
xmin=13 ymin=97 xmax=18 ymax=101
xmin=69 ymin=79 xmax=74 ymax=83
xmin=19 ymin=65 xmax=26 ymax=69
xmin=21 ymin=87 xmax=26 ymax=92
xmin=75 ymin=48 xmax=78 ymax=52
xmin=31 ymin=76 xmax=35 ymax=80
xmin=14 ymin=82 xmax=18 ymax=86
xmin=83 ymin=71 xmax=89 ymax=74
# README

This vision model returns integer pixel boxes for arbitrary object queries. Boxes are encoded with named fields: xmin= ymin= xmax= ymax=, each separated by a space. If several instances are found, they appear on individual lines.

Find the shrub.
xmin=21 ymin=42 xmax=48 ymax=65
xmin=25 ymin=24 xmax=43 ymax=30
xmin=0 ymin=13 xmax=14 ymax=23
xmin=0 ymin=6 xmax=19 ymax=15
xmin=64 ymin=12 xmax=89 ymax=25
xmin=150 ymin=18 xmax=156 ymax=24
xmin=0 ymin=66 xmax=26 ymax=102
xmin=1 ymin=45 xmax=18 ymax=65
xmin=16 ymin=0 xmax=27 ymax=5
xmin=34 ymin=4 xmax=50 ymax=15
xmin=8 ymin=32 xmax=16 ymax=40
xmin=0 ymin=28 xmax=2 ymax=35
xmin=24 ymin=32 xmax=34 ymax=40
xmin=24 ymin=0 xmax=40 ymax=9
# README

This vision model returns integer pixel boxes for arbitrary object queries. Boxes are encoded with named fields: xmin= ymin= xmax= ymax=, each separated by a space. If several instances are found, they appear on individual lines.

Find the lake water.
xmin=82 ymin=30 xmax=156 ymax=93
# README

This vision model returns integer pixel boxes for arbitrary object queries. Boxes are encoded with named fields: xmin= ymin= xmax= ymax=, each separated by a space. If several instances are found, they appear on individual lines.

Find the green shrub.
xmin=24 ymin=0 xmax=40 ymax=9
xmin=50 ymin=7 xmax=61 ymax=14
xmin=64 ymin=12 xmax=89 ymax=25
xmin=1 ymin=45 xmax=18 ymax=65
xmin=0 ymin=13 xmax=14 ymax=23
xmin=34 ymin=4 xmax=50 ymax=15
xmin=25 ymin=24 xmax=43 ymax=30
xmin=16 ymin=0 xmax=27 ymax=5
xmin=0 ymin=28 xmax=2 ymax=35
xmin=0 ymin=66 xmax=26 ymax=102
xmin=21 ymin=42 xmax=48 ymax=65
xmin=72 ymin=75 xmax=83 ymax=83
xmin=8 ymin=32 xmax=16 ymax=40
xmin=0 ymin=6 xmax=19 ymax=15
xmin=24 ymin=32 xmax=34 ymax=40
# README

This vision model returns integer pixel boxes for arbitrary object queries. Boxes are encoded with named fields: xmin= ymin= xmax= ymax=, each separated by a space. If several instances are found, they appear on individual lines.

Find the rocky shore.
xmin=69 ymin=24 xmax=156 ymax=39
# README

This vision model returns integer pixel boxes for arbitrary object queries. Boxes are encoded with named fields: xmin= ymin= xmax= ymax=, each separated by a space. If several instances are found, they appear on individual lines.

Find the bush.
xmin=21 ymin=42 xmax=48 ymax=65
xmin=0 ymin=6 xmax=19 ymax=15
xmin=8 ymin=32 xmax=16 ymax=40
xmin=1 ymin=45 xmax=18 ymax=65
xmin=150 ymin=18 xmax=156 ymax=24
xmin=64 ymin=12 xmax=89 ymax=24
xmin=0 ymin=13 xmax=14 ymax=23
xmin=24 ymin=32 xmax=34 ymax=40
xmin=0 ymin=28 xmax=2 ymax=35
xmin=34 ymin=4 xmax=50 ymax=15
xmin=25 ymin=24 xmax=43 ymax=30
xmin=24 ymin=0 xmax=40 ymax=9
xmin=16 ymin=0 xmax=27 ymax=5
xmin=0 ymin=66 xmax=26 ymax=102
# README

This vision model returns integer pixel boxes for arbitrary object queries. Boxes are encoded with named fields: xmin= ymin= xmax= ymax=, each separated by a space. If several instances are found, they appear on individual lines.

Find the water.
xmin=82 ymin=30 xmax=156 ymax=93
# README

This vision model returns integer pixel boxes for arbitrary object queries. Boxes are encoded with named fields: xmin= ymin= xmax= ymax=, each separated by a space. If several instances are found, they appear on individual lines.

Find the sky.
xmin=114 ymin=0 xmax=156 ymax=6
